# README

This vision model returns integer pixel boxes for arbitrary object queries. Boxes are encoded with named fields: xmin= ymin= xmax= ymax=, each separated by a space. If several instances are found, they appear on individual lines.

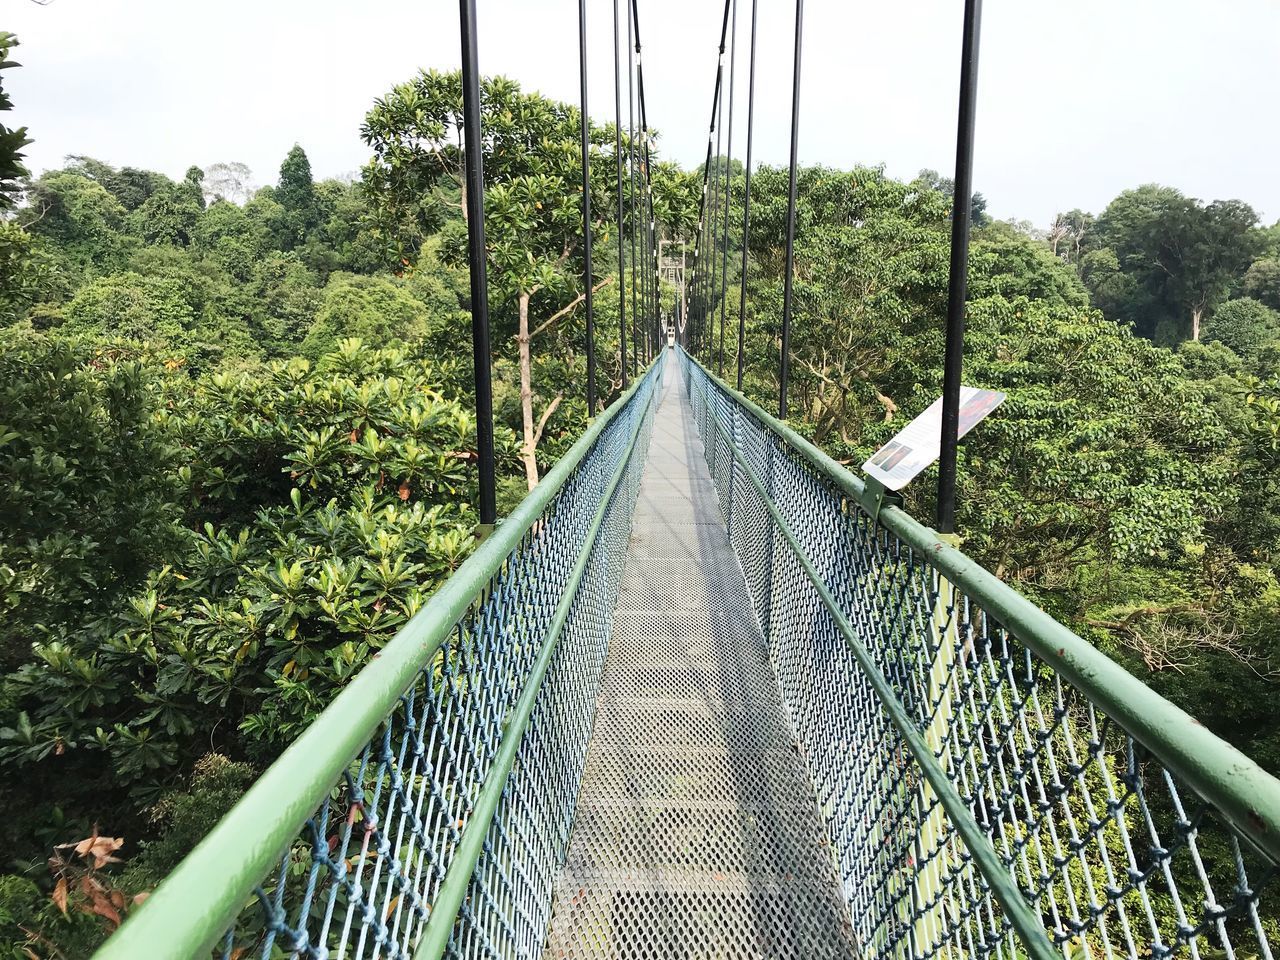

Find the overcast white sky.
xmin=6 ymin=0 xmax=1279 ymax=228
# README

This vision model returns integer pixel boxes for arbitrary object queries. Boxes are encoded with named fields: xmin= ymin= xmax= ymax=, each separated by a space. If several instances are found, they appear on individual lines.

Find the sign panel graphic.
xmin=862 ymin=387 xmax=1006 ymax=491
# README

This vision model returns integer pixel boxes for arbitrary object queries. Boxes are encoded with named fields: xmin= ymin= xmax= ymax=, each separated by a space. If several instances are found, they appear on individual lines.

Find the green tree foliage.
xmin=1086 ymin=185 xmax=1260 ymax=342
xmin=0 ymin=32 xmax=31 ymax=210
xmin=362 ymin=70 xmax=643 ymax=488
xmin=1243 ymin=255 xmax=1280 ymax=310
xmin=2 ymin=341 xmax=475 ymax=767
xmin=275 ymin=144 xmax=321 ymax=248
xmin=132 ymin=181 xmax=203 ymax=247
xmin=915 ymin=167 xmax=991 ymax=227
xmin=19 ymin=170 xmax=135 ymax=278
xmin=63 ymin=270 xmax=194 ymax=341
xmin=301 ymin=272 xmax=432 ymax=357
xmin=0 ymin=332 xmax=177 ymax=665
xmin=57 ymin=258 xmax=259 ymax=370
xmin=1202 ymin=296 xmax=1280 ymax=366
xmin=0 ymin=222 xmax=64 ymax=325
xmin=1045 ymin=208 xmax=1094 ymax=267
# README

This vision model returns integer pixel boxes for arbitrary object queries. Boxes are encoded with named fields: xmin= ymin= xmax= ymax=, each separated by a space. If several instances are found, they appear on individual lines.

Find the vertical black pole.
xmin=709 ymin=87 xmax=723 ymax=374
xmin=459 ymin=0 xmax=496 ymax=527
xmin=613 ymin=0 xmax=627 ymax=389
xmin=936 ymin=0 xmax=982 ymax=535
xmin=627 ymin=1 xmax=640 ymax=374
xmin=736 ymin=0 xmax=757 ymax=392
xmin=695 ymin=133 xmax=714 ymax=357
xmin=631 ymin=4 xmax=657 ymax=367
xmin=578 ymin=0 xmax=597 ymax=413
xmin=778 ymin=0 xmax=803 ymax=419
xmin=719 ymin=0 xmax=737 ymax=379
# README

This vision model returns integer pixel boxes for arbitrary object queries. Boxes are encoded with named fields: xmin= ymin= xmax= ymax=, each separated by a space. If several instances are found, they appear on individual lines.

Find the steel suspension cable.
xmin=778 ymin=0 xmax=804 ymax=418
xmin=626 ymin=1 xmax=640 ymax=372
xmin=691 ymin=133 xmax=712 ymax=353
xmin=692 ymin=135 xmax=711 ymax=352
xmin=687 ymin=0 xmax=732 ymax=360
xmin=709 ymin=67 xmax=724 ymax=371
xmin=612 ymin=0 xmax=627 ymax=389
xmin=630 ymin=0 xmax=660 ymax=359
xmin=736 ymin=0 xmax=758 ymax=391
xmin=718 ymin=0 xmax=738 ymax=376
xmin=577 ymin=0 xmax=596 ymax=414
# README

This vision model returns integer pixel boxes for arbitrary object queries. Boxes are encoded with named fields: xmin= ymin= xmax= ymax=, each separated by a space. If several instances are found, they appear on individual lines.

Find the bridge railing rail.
xmin=680 ymin=346 xmax=1280 ymax=960
xmin=96 ymin=355 xmax=666 ymax=960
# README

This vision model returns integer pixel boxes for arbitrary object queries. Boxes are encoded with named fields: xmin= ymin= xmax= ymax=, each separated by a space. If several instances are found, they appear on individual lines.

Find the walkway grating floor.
xmin=543 ymin=360 xmax=856 ymax=959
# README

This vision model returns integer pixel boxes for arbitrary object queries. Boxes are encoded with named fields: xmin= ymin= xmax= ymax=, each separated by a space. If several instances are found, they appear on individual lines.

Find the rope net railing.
xmin=96 ymin=357 xmax=664 ymax=960
xmin=679 ymin=347 xmax=1280 ymax=960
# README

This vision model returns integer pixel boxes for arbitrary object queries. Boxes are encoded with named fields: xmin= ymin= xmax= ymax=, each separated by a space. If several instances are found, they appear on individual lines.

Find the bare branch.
xmin=530 ymin=276 xmax=615 ymax=340
xmin=531 ymin=393 xmax=564 ymax=450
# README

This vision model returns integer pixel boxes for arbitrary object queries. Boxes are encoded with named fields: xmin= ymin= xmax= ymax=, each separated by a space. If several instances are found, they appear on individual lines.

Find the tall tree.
xmin=1159 ymin=198 xmax=1259 ymax=341
xmin=276 ymin=145 xmax=321 ymax=247
xmin=915 ymin=167 xmax=990 ymax=228
xmin=1046 ymin=208 xmax=1094 ymax=267
xmin=362 ymin=71 xmax=622 ymax=489
xmin=1091 ymin=186 xmax=1259 ymax=342
xmin=202 ymin=161 xmax=255 ymax=206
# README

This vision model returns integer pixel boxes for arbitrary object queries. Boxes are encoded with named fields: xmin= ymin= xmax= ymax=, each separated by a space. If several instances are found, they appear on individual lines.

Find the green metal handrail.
xmin=411 ymin=356 xmax=664 ymax=959
xmin=681 ymin=348 xmax=1280 ymax=865
xmin=699 ymin=371 xmax=1058 ymax=960
xmin=96 ymin=355 xmax=665 ymax=959
xmin=680 ymin=344 xmax=1280 ymax=957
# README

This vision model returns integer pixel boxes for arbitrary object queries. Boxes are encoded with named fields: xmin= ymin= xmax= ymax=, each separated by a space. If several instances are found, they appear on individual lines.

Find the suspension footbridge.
xmin=91 ymin=0 xmax=1280 ymax=954
xmin=95 ymin=350 xmax=1280 ymax=959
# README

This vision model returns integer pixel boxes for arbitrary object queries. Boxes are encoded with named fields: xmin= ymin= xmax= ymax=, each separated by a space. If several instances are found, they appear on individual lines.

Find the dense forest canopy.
xmin=0 ymin=35 xmax=1278 ymax=954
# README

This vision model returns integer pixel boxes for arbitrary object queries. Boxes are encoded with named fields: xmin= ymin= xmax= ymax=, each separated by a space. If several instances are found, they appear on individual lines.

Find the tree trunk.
xmin=517 ymin=290 xmax=539 ymax=490
xmin=1191 ymin=304 xmax=1203 ymax=342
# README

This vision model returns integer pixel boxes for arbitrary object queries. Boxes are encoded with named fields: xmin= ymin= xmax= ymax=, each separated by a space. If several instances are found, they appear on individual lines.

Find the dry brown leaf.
xmin=51 ymin=877 xmax=69 ymax=915
xmin=75 ymin=833 xmax=124 ymax=869
xmin=87 ymin=896 xmax=122 ymax=928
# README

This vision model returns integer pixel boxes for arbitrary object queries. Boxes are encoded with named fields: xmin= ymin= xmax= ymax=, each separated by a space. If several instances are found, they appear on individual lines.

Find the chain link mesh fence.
xmin=681 ymin=349 xmax=1278 ymax=960
xmin=154 ymin=360 xmax=662 ymax=960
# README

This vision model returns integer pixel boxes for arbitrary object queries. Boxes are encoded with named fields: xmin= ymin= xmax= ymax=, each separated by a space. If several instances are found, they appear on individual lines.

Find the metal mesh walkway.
xmin=543 ymin=360 xmax=856 ymax=959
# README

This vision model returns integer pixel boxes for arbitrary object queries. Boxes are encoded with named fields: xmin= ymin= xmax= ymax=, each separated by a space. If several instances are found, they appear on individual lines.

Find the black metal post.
xmin=936 ymin=0 xmax=982 ymax=535
xmin=709 ymin=85 xmax=723 ymax=374
xmin=695 ymin=135 xmax=714 ymax=355
xmin=631 ymin=3 xmax=658 ymax=365
xmin=627 ymin=0 xmax=639 ymax=374
xmin=778 ymin=0 xmax=803 ymax=419
xmin=736 ymin=0 xmax=758 ymax=391
xmin=612 ymin=0 xmax=627 ymax=388
xmin=458 ymin=0 xmax=496 ymax=527
xmin=578 ymin=0 xmax=597 ymax=413
xmin=719 ymin=0 xmax=737 ymax=378
xmin=641 ymin=172 xmax=650 ymax=362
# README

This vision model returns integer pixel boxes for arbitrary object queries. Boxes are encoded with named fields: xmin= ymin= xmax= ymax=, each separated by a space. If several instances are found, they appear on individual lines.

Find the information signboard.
xmin=862 ymin=387 xmax=1006 ymax=491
